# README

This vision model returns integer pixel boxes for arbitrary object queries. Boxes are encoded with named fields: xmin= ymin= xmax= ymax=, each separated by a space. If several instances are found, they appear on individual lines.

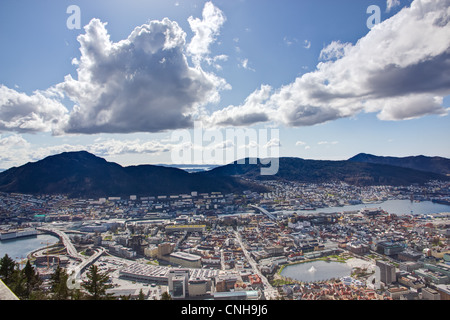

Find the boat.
xmin=0 ymin=228 xmax=38 ymax=241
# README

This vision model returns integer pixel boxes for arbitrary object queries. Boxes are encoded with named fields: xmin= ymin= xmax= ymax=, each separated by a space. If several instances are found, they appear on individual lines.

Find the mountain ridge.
xmin=0 ymin=151 xmax=258 ymax=198
xmin=0 ymin=151 xmax=448 ymax=198
xmin=348 ymin=153 xmax=450 ymax=176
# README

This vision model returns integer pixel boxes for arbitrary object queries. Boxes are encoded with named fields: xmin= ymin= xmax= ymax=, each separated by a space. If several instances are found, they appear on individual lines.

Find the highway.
xmin=38 ymin=227 xmax=86 ymax=261
xmin=38 ymin=226 xmax=106 ymax=289
xmin=234 ymin=231 xmax=279 ymax=300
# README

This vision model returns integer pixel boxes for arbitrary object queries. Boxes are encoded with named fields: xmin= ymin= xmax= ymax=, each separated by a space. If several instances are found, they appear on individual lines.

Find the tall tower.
xmin=376 ymin=260 xmax=396 ymax=286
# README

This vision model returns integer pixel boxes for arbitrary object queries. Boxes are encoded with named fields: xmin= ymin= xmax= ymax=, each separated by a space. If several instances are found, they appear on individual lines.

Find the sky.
xmin=0 ymin=0 xmax=449 ymax=169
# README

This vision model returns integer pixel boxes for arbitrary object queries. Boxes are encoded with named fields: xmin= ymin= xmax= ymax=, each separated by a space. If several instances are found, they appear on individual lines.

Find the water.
xmin=291 ymin=199 xmax=450 ymax=215
xmin=281 ymin=260 xmax=352 ymax=283
xmin=0 ymin=234 xmax=59 ymax=262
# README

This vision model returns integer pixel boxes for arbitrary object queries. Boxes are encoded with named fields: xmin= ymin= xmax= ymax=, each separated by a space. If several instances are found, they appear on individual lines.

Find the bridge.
xmin=250 ymin=205 xmax=278 ymax=221
xmin=37 ymin=227 xmax=85 ymax=261
xmin=38 ymin=227 xmax=106 ymax=288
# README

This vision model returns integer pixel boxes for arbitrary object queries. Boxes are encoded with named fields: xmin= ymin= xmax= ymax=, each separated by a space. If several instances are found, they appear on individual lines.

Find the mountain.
xmin=0 ymin=152 xmax=448 ymax=198
xmin=0 ymin=151 xmax=256 ymax=198
xmin=205 ymin=157 xmax=449 ymax=186
xmin=348 ymin=153 xmax=450 ymax=176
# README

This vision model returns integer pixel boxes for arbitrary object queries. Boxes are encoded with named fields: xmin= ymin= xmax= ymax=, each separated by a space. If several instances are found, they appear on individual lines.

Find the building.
xmin=376 ymin=260 xmax=396 ymax=285
xmin=188 ymin=278 xmax=209 ymax=297
xmin=399 ymin=261 xmax=422 ymax=273
xmin=215 ymin=274 xmax=239 ymax=292
xmin=435 ymin=284 xmax=450 ymax=300
xmin=165 ymin=224 xmax=206 ymax=234
xmin=169 ymin=252 xmax=202 ymax=268
xmin=422 ymin=287 xmax=440 ymax=300
xmin=157 ymin=242 xmax=174 ymax=259
xmin=376 ymin=241 xmax=404 ymax=256
xmin=386 ymin=286 xmax=409 ymax=300
xmin=168 ymin=269 xmax=189 ymax=299
xmin=347 ymin=242 xmax=370 ymax=255
xmin=397 ymin=249 xmax=423 ymax=262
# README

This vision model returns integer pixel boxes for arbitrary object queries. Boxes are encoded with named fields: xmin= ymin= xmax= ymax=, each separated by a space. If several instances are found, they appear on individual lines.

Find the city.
xmin=0 ymin=1 xmax=449 ymax=315
xmin=1 ymin=179 xmax=449 ymax=300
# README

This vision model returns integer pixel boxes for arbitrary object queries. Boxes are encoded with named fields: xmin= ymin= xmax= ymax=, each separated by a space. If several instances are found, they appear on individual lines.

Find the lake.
xmin=0 ymin=234 xmax=59 ymax=261
xmin=280 ymin=260 xmax=352 ymax=283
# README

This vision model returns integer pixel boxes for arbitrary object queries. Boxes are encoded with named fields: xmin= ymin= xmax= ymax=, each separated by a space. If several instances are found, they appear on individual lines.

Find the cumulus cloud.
xmin=187 ymin=1 xmax=226 ymax=66
xmin=0 ymin=2 xmax=229 ymax=136
xmin=319 ymin=41 xmax=352 ymax=61
xmin=206 ymin=0 xmax=450 ymax=128
xmin=87 ymin=138 xmax=172 ymax=156
xmin=0 ymin=134 xmax=175 ymax=168
xmin=206 ymin=85 xmax=273 ymax=127
xmin=0 ymin=85 xmax=68 ymax=133
xmin=57 ymin=17 xmax=228 ymax=135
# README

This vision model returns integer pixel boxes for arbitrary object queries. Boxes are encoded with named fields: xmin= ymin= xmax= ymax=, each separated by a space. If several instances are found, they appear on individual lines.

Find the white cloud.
xmin=319 ymin=41 xmax=352 ymax=61
xmin=206 ymin=85 xmax=274 ymax=127
xmin=283 ymin=36 xmax=298 ymax=47
xmin=187 ymin=1 xmax=226 ymax=66
xmin=387 ymin=0 xmax=401 ymax=12
xmin=0 ymin=85 xmax=68 ymax=134
xmin=88 ymin=138 xmax=172 ymax=156
xmin=211 ymin=0 xmax=450 ymax=128
xmin=0 ymin=134 xmax=175 ymax=168
xmin=0 ymin=3 xmax=230 ymax=136
xmin=239 ymin=58 xmax=255 ymax=72
xmin=318 ymin=141 xmax=339 ymax=145
xmin=57 ymin=15 xmax=229 ymax=135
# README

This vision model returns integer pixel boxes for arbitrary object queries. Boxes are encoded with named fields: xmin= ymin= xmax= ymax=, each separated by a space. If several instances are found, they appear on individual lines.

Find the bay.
xmin=0 ymin=234 xmax=59 ymax=262
xmin=289 ymin=199 xmax=450 ymax=215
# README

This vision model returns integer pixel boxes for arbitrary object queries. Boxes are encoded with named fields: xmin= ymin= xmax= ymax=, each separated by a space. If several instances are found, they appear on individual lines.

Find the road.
xmin=38 ymin=226 xmax=86 ymax=261
xmin=234 ymin=231 xmax=279 ymax=300
xmin=250 ymin=205 xmax=277 ymax=221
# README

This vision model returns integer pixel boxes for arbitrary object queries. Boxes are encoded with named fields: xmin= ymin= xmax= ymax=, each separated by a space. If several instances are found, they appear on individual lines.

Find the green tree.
xmin=160 ymin=291 xmax=172 ymax=300
xmin=49 ymin=265 xmax=70 ymax=300
xmin=9 ymin=267 xmax=27 ymax=299
xmin=137 ymin=289 xmax=145 ymax=300
xmin=82 ymin=265 xmax=114 ymax=300
xmin=22 ymin=260 xmax=42 ymax=299
xmin=0 ymin=254 xmax=16 ymax=286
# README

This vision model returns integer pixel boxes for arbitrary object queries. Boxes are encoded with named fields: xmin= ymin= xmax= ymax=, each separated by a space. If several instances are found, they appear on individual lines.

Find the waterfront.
xmin=0 ymin=234 xmax=59 ymax=261
xmin=280 ymin=260 xmax=353 ymax=283
xmin=290 ymin=199 xmax=450 ymax=215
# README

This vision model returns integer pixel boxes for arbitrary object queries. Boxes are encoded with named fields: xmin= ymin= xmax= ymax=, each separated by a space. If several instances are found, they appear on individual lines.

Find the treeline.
xmin=0 ymin=253 xmax=159 ymax=300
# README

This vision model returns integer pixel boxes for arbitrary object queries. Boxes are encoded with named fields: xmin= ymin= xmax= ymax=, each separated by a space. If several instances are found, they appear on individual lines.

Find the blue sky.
xmin=0 ymin=0 xmax=449 ymax=168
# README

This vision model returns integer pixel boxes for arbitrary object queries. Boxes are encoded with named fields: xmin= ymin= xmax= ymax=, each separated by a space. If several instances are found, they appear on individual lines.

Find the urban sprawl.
xmin=1 ymin=180 xmax=450 ymax=300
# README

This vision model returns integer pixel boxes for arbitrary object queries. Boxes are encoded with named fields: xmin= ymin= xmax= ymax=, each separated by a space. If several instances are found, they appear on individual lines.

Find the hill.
xmin=348 ymin=153 xmax=450 ymax=176
xmin=205 ymin=157 xmax=449 ymax=186
xmin=0 ymin=152 xmax=448 ymax=198
xmin=0 ymin=151 xmax=254 ymax=198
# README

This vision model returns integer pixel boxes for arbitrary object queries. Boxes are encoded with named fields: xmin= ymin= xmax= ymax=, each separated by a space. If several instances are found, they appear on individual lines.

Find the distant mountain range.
xmin=348 ymin=153 xmax=450 ymax=176
xmin=0 ymin=151 xmax=448 ymax=198
xmin=206 ymin=156 xmax=449 ymax=186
